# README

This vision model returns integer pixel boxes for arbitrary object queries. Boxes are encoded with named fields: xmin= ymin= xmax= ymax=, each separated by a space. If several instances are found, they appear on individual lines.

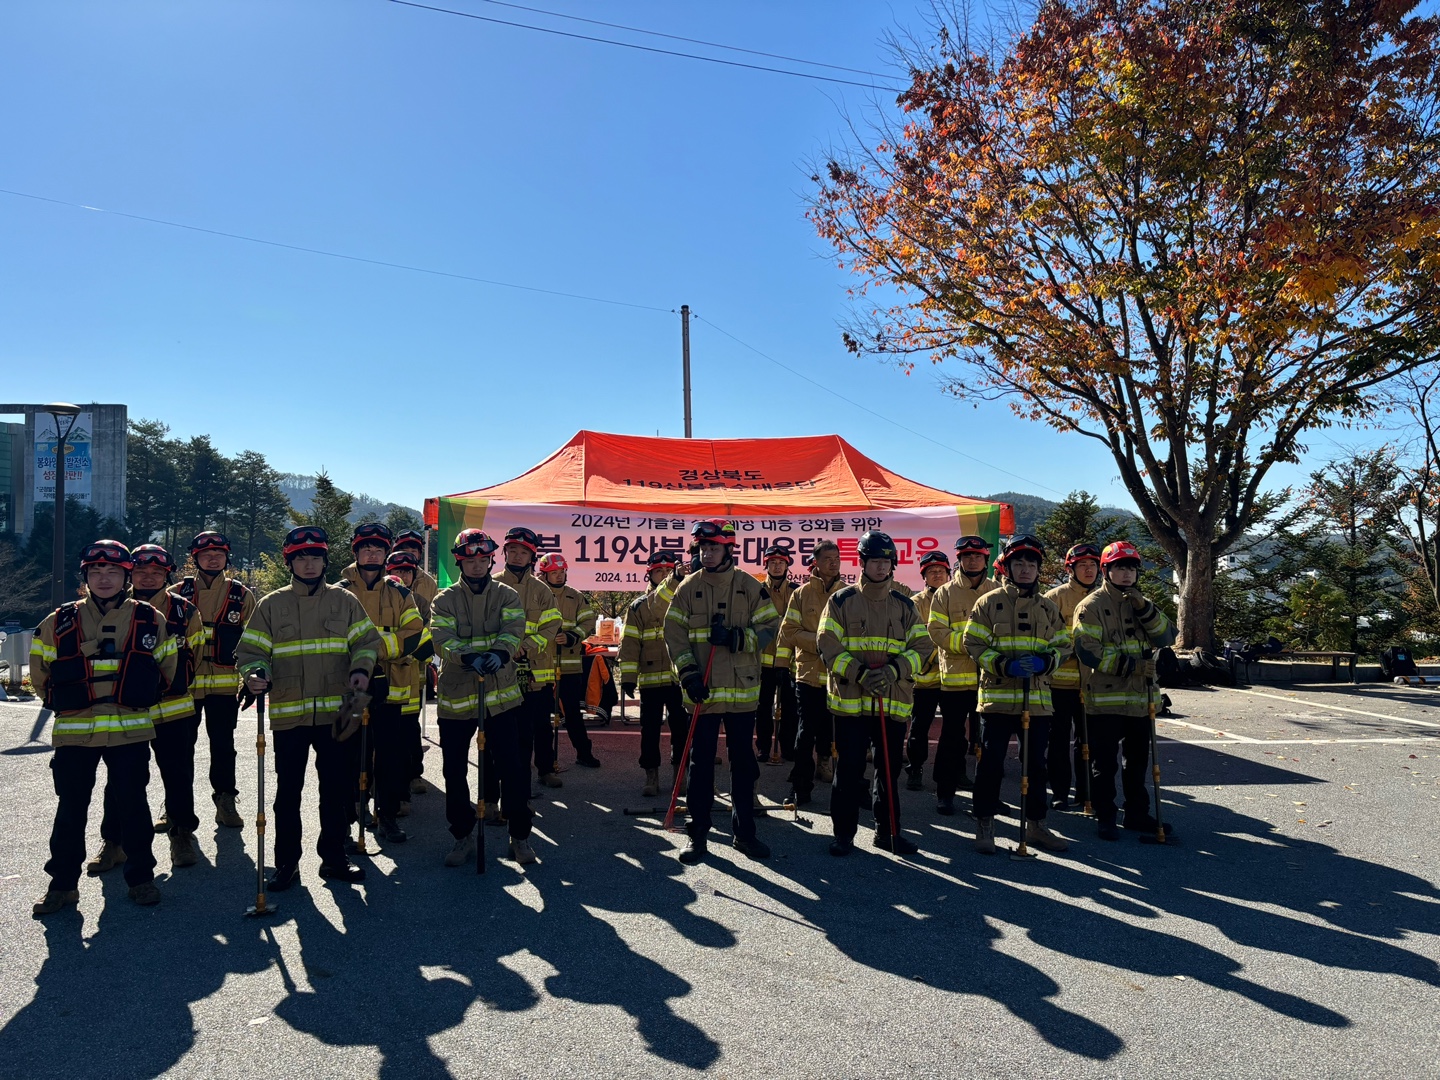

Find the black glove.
xmin=708 ymin=616 xmax=742 ymax=652
xmin=1115 ymin=655 xmax=1137 ymax=677
xmin=858 ymin=664 xmax=897 ymax=695
xmin=237 ymin=688 xmax=257 ymax=711
xmin=621 ymin=681 xmax=637 ymax=698
xmin=680 ymin=668 xmax=709 ymax=702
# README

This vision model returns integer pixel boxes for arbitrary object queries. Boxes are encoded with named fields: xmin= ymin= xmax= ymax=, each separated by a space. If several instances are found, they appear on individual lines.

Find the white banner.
xmin=33 ymin=411 xmax=93 ymax=506
xmin=436 ymin=500 xmax=996 ymax=591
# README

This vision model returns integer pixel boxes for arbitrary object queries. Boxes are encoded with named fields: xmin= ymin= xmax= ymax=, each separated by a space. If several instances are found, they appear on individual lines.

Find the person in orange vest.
xmin=755 ymin=545 xmax=799 ymax=764
xmin=537 ymin=552 xmax=601 ymax=768
xmin=31 ymin=541 xmax=180 ymax=915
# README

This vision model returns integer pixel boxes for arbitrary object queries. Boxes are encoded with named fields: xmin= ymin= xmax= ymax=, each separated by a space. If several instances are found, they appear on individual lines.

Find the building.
xmin=0 ymin=403 xmax=128 ymax=540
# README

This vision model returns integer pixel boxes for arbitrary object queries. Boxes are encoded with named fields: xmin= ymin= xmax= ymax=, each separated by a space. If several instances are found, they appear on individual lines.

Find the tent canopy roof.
xmin=431 ymin=430 xmax=1013 ymax=530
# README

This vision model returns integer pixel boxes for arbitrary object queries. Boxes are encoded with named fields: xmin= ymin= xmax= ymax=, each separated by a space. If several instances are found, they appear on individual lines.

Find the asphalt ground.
xmin=0 ymin=683 xmax=1436 ymax=1079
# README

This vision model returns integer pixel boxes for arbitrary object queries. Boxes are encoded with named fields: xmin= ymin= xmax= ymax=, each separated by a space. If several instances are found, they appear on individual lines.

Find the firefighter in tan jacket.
xmin=963 ymin=535 xmax=1073 ymax=856
xmin=383 ymin=548 xmax=435 ymax=801
xmin=776 ymin=539 xmax=844 ymax=806
xmin=31 ymin=541 xmax=179 ymax=916
xmin=925 ymin=535 xmax=1000 ymax=813
xmin=537 ymin=552 xmax=601 ymax=768
xmin=1043 ymin=544 xmax=1101 ymax=810
xmin=339 ymin=522 xmax=426 ymax=844
xmin=618 ymin=550 xmax=685 ymax=796
xmin=755 ymin=545 xmax=799 ymax=764
xmin=663 ymin=520 xmax=779 ymax=865
xmin=904 ymin=550 xmax=951 ymax=794
xmin=818 ymin=532 xmax=934 ymax=856
xmin=496 ymin=527 xmax=564 ymax=789
xmin=235 ymin=526 xmax=383 ymax=890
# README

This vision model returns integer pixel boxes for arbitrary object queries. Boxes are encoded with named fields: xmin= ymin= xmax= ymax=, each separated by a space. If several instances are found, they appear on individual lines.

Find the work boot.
xmin=874 ymin=829 xmax=918 ymax=855
xmin=32 ymin=888 xmax=79 ymax=917
xmin=539 ymin=772 xmax=563 ymax=789
xmin=678 ymin=835 xmax=707 ymax=864
xmin=1025 ymin=819 xmax=1069 ymax=852
xmin=958 ymin=768 xmax=975 ymax=792
xmin=86 ymin=841 xmax=126 ymax=876
xmin=444 ymin=835 xmax=475 ymax=867
xmin=785 ymin=788 xmax=811 ymax=808
xmin=1051 ymin=795 xmax=1072 ymax=812
xmin=973 ymin=817 xmax=996 ymax=855
xmin=672 ymin=767 xmax=688 ymax=797
xmin=642 ymin=768 xmax=660 ymax=797
xmin=905 ymin=765 xmax=924 ymax=791
xmin=484 ymin=805 xmax=507 ymax=827
xmin=169 ymin=830 xmax=198 ymax=868
xmin=377 ymin=817 xmax=408 ymax=844
xmin=318 ymin=859 xmax=367 ymax=883
xmin=397 ymin=800 xmax=411 ymax=818
xmin=128 ymin=881 xmax=162 ymax=906
xmin=509 ymin=837 xmax=538 ymax=865
xmin=816 ymin=756 xmax=835 ymax=784
xmin=214 ymin=793 xmax=244 ymax=829
xmin=577 ymin=753 xmax=602 ymax=768
xmin=267 ymin=863 xmax=301 ymax=891
xmin=828 ymin=837 xmax=855 ymax=857
xmin=152 ymin=807 xmax=170 ymax=834
xmin=732 ymin=835 xmax=771 ymax=860
xmin=1122 ymin=810 xmax=1174 ymax=837
xmin=936 ymin=794 xmax=956 ymax=816
xmin=1097 ymin=820 xmax=1121 ymax=841
xmin=409 ymin=777 xmax=427 ymax=795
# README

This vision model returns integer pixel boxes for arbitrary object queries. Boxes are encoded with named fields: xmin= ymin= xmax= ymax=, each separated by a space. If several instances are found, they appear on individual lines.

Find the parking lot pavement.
xmin=0 ymin=685 xmax=1436 ymax=1079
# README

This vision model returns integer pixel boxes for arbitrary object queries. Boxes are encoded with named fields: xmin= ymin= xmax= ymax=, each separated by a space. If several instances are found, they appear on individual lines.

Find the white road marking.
xmin=1224 ymin=687 xmax=1440 ymax=729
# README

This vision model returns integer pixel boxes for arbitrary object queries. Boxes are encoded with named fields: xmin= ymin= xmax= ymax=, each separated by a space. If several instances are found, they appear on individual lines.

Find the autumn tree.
xmin=810 ymin=0 xmax=1440 ymax=648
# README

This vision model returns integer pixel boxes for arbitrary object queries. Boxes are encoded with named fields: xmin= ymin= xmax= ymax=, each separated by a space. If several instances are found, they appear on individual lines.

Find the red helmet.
xmin=503 ymin=527 xmax=540 ymax=554
xmin=1100 ymin=541 xmax=1143 ymax=568
xmin=536 ymin=553 xmax=568 ymax=574
xmin=691 ymin=519 xmax=736 ymax=545
xmin=996 ymin=534 xmax=1045 ymax=569
xmin=919 ymin=550 xmax=951 ymax=571
xmin=954 ymin=535 xmax=992 ymax=555
xmin=189 ymin=531 xmax=231 ymax=556
xmin=79 ymin=539 xmax=134 ymax=572
xmin=283 ymin=526 xmax=330 ymax=560
xmin=385 ymin=550 xmax=420 ymax=571
xmin=132 ymin=544 xmax=177 ymax=572
xmin=393 ymin=530 xmax=425 ymax=554
xmin=647 ymin=549 xmax=680 ymax=570
xmin=762 ymin=545 xmax=794 ymax=565
xmin=452 ymin=529 xmax=498 ymax=563
xmin=1065 ymin=543 xmax=1102 ymax=568
xmin=351 ymin=522 xmax=394 ymax=554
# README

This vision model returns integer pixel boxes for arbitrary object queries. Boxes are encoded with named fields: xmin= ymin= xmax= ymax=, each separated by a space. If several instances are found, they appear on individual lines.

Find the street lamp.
xmin=43 ymin=403 xmax=82 ymax=610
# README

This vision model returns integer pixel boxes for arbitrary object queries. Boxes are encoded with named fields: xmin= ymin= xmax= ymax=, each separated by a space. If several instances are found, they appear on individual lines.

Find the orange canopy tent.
xmin=425 ymin=431 xmax=1013 ymax=589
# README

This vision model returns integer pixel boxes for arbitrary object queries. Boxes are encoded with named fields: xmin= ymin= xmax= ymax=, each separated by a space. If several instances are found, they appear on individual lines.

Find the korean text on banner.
xmin=33 ymin=411 xmax=93 ymax=506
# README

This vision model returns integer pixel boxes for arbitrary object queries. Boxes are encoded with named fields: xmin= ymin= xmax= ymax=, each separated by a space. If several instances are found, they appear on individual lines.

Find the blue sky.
xmin=0 ymin=1 xmax=1377 ymax=513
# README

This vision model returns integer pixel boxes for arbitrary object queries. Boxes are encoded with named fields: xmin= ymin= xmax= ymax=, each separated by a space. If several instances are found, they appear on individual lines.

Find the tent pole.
xmin=681 ymin=303 xmax=692 ymax=438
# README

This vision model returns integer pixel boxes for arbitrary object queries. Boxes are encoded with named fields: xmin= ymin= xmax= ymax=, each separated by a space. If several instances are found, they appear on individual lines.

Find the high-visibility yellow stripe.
xmin=152 ymin=695 xmax=198 ymax=722
xmin=269 ymin=696 xmax=344 ymax=719
xmin=828 ymin=694 xmax=914 ymax=720
xmin=53 ymin=713 xmax=154 ymax=736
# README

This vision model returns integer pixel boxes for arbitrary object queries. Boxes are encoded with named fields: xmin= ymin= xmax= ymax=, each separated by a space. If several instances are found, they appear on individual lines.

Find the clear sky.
xmin=0 ymin=1 xmax=1374 ymax=513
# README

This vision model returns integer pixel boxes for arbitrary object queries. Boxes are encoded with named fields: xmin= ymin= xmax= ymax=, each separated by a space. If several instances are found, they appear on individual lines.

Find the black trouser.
xmin=440 ymin=710 xmax=531 ymax=841
xmin=102 ymin=713 xmax=201 ymax=840
xmin=755 ymin=667 xmax=796 ymax=759
xmin=554 ymin=673 xmax=593 ymax=757
xmin=1088 ymin=712 xmax=1152 ymax=824
xmin=915 ymin=689 xmax=974 ymax=797
xmin=198 ymin=692 xmax=240 ymax=800
xmin=484 ymin=695 xmax=536 ymax=804
xmin=973 ymin=713 xmax=1051 ymax=821
xmin=789 ymin=681 xmax=833 ymax=796
xmin=273 ymin=723 xmax=354 ymax=868
xmin=357 ymin=695 xmax=408 ymax=820
xmin=638 ymin=685 xmax=687 ymax=769
xmin=686 ymin=711 xmax=759 ymax=842
xmin=906 ymin=686 xmax=941 ymax=771
xmin=832 ymin=713 xmax=905 ymax=843
xmin=46 ymin=742 xmax=156 ymax=891
xmin=402 ymin=709 xmax=424 ymax=781
xmin=1048 ymin=689 xmax=1088 ymax=803
xmin=524 ymin=685 xmax=558 ymax=778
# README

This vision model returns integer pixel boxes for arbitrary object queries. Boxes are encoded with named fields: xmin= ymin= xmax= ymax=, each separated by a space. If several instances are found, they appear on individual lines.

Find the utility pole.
xmin=43 ymin=403 xmax=82 ymax=610
xmin=680 ymin=304 xmax=692 ymax=438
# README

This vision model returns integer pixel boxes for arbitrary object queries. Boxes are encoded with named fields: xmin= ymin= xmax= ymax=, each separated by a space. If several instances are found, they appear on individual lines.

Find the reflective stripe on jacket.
xmin=777 ymin=571 xmax=845 ymax=688
xmin=497 ymin=568 xmax=563 ymax=686
xmin=143 ymin=591 xmax=205 ymax=724
xmin=928 ymin=574 xmax=999 ymax=689
xmin=1073 ymin=581 xmax=1176 ymax=716
xmin=339 ymin=563 xmax=426 ymax=706
xmin=550 ymin=584 xmax=597 ymax=675
xmin=1044 ymin=578 xmax=1097 ymax=691
xmin=910 ymin=585 xmax=942 ymax=690
xmin=759 ymin=574 xmax=798 ymax=669
xmin=174 ymin=574 xmax=255 ymax=696
xmin=663 ymin=566 xmax=779 ymax=714
xmin=618 ymin=577 xmax=677 ymax=689
xmin=962 ymin=581 xmax=1071 ymax=716
xmin=817 ymin=579 xmax=932 ymax=720
xmin=431 ymin=577 xmax=526 ymax=719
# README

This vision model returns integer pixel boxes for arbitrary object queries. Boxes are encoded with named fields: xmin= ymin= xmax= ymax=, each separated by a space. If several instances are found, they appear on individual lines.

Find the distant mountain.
xmin=279 ymin=473 xmax=422 ymax=527
xmin=986 ymin=491 xmax=1140 ymax=536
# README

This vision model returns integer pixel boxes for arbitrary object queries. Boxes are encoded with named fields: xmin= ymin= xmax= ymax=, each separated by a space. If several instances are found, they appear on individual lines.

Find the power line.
xmin=470 ymin=0 xmax=896 ymax=79
xmin=383 ymin=0 xmax=906 ymax=92
xmin=0 ymin=187 xmax=672 ymax=313
xmin=691 ymin=313 xmax=1068 ymax=496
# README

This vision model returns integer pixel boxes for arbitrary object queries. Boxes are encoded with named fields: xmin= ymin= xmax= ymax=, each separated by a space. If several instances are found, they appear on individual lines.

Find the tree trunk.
xmin=1175 ymin=538 xmax=1216 ymax=652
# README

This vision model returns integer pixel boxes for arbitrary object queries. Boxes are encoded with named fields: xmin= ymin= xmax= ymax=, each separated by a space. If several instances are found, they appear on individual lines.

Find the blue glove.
xmin=468 ymin=651 xmax=505 ymax=675
xmin=1003 ymin=654 xmax=1047 ymax=678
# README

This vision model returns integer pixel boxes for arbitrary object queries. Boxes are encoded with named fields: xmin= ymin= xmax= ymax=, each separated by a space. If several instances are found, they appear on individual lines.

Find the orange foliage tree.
xmin=810 ymin=0 xmax=1440 ymax=649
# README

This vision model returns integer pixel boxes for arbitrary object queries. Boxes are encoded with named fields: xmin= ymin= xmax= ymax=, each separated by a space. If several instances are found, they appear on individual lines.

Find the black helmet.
xmin=997 ymin=534 xmax=1045 ymax=569
xmin=857 ymin=531 xmax=898 ymax=562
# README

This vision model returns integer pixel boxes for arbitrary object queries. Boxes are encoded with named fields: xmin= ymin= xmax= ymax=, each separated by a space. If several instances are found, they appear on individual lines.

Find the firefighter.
xmin=1072 ymin=541 xmax=1177 ymax=840
xmin=618 ymin=549 xmax=686 ymax=797
xmin=392 ymin=529 xmax=438 ymax=612
xmin=384 ymin=547 xmax=434 ymax=806
xmin=924 ymin=535 xmax=999 ymax=815
xmin=777 ymin=539 xmax=844 ymax=807
xmin=755 ymin=545 xmax=799 ymax=765
xmin=174 ymin=531 xmax=256 ymax=829
xmin=430 ymin=529 xmax=536 ymax=866
xmin=31 ymin=540 xmax=179 ymax=915
xmin=496 ymin=527 xmax=564 ymax=789
xmin=663 ymin=520 xmax=779 ymax=863
xmin=104 ymin=544 xmax=204 ymax=870
xmin=235 ymin=527 xmax=383 ymax=889
xmin=537 ymin=552 xmax=601 ymax=768
xmin=392 ymin=530 xmax=438 ymax=795
xmin=963 ymin=535 xmax=1073 ymax=855
xmin=1044 ymin=543 xmax=1101 ymax=810
xmin=904 ymin=550 xmax=951 ymax=792
xmin=339 ymin=523 xmax=427 ymax=844
xmin=818 ymin=532 xmax=933 ymax=855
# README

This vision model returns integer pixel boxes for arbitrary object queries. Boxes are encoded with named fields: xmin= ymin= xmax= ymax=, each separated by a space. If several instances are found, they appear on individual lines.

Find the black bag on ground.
xmin=1155 ymin=646 xmax=1187 ymax=688
xmin=1188 ymin=647 xmax=1235 ymax=687
xmin=1380 ymin=646 xmax=1418 ymax=679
